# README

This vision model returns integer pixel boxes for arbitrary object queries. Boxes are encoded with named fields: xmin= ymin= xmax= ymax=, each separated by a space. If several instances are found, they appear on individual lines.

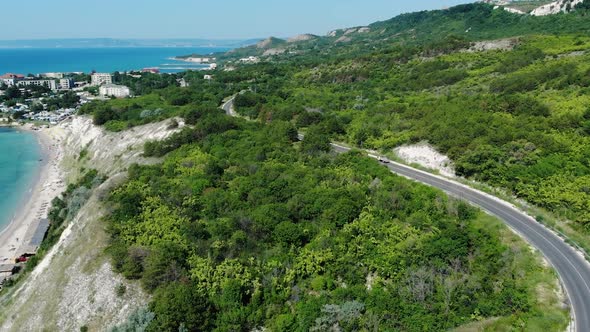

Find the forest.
xmin=107 ymin=112 xmax=565 ymax=331
xmin=67 ymin=2 xmax=590 ymax=330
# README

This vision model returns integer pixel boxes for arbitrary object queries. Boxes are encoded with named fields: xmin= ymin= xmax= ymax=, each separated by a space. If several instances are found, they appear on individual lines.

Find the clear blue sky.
xmin=0 ymin=0 xmax=474 ymax=40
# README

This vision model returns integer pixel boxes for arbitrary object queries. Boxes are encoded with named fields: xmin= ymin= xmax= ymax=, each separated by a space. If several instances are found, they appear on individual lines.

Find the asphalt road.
xmin=333 ymin=143 xmax=590 ymax=331
xmin=222 ymin=98 xmax=237 ymax=117
xmin=223 ymin=97 xmax=589 ymax=330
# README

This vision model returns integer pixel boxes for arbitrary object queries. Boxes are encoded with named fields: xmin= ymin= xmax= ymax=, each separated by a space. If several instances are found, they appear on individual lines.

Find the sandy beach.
xmin=0 ymin=125 xmax=65 ymax=264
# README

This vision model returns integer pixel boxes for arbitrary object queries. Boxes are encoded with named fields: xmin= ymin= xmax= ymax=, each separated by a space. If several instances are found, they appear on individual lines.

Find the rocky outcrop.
xmin=263 ymin=48 xmax=287 ymax=56
xmin=530 ymin=0 xmax=584 ymax=15
xmin=335 ymin=35 xmax=352 ymax=43
xmin=287 ymin=34 xmax=317 ymax=43
xmin=256 ymin=37 xmax=286 ymax=49
xmin=483 ymin=0 xmax=584 ymax=15
xmin=468 ymin=37 xmax=519 ymax=52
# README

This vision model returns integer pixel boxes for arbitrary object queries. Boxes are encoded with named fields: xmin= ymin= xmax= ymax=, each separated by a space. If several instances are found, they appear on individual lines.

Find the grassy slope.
xmin=455 ymin=214 xmax=569 ymax=331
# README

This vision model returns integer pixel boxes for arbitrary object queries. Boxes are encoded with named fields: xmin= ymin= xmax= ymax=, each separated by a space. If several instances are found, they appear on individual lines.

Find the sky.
xmin=0 ymin=0 xmax=474 ymax=40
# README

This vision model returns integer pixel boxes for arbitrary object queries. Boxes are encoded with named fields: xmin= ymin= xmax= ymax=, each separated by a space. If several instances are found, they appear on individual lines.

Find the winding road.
xmin=223 ymin=97 xmax=590 ymax=331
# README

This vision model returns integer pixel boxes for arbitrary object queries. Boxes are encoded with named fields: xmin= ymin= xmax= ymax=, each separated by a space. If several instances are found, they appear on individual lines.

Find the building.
xmin=42 ymin=72 xmax=64 ymax=79
xmin=16 ymin=79 xmax=57 ymax=91
xmin=91 ymin=73 xmax=113 ymax=86
xmin=1 ymin=73 xmax=24 ymax=87
xmin=0 ymin=264 xmax=17 ymax=288
xmin=142 ymin=68 xmax=160 ymax=74
xmin=178 ymin=78 xmax=189 ymax=88
xmin=19 ymin=219 xmax=50 ymax=255
xmin=1 ymin=73 xmax=24 ymax=79
xmin=1 ymin=78 xmax=15 ymax=87
xmin=59 ymin=78 xmax=74 ymax=90
xmin=186 ymin=57 xmax=215 ymax=63
xmin=99 ymin=84 xmax=130 ymax=98
xmin=239 ymin=56 xmax=260 ymax=64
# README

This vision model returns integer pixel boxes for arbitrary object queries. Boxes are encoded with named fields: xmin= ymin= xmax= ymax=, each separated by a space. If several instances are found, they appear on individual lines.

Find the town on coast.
xmin=0 ymin=68 xmax=192 ymax=288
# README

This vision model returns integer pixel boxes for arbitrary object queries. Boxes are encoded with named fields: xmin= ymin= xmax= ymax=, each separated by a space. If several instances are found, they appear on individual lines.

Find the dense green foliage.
xmin=106 ymin=113 xmax=559 ymax=331
xmin=79 ymin=70 xmax=247 ymax=131
xmin=91 ymin=3 xmax=590 ymax=330
xmin=220 ymin=11 xmax=590 ymax=230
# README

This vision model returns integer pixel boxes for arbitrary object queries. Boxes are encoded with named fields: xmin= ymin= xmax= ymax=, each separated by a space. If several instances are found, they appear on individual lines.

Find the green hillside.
xmin=221 ymin=2 xmax=590 ymax=232
xmin=72 ymin=2 xmax=590 ymax=331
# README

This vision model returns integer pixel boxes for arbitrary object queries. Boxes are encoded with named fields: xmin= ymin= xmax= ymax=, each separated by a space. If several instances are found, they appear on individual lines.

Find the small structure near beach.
xmin=19 ymin=218 xmax=50 ymax=256
xmin=0 ymin=264 xmax=18 ymax=289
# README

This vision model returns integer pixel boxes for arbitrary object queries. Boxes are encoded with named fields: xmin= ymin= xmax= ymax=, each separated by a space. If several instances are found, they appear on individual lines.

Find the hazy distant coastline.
xmin=0 ymin=38 xmax=261 ymax=49
xmin=0 ymin=47 xmax=223 ymax=75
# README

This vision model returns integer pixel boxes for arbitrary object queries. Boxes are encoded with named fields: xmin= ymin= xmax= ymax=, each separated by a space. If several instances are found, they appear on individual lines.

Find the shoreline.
xmin=0 ymin=125 xmax=65 ymax=264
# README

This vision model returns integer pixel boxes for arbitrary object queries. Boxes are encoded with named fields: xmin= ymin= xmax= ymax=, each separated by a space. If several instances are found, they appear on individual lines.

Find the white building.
xmin=16 ymin=79 xmax=57 ymax=91
xmin=42 ymin=72 xmax=64 ymax=79
xmin=186 ymin=57 xmax=216 ymax=63
xmin=59 ymin=78 xmax=74 ymax=90
xmin=178 ymin=78 xmax=189 ymax=87
xmin=91 ymin=73 xmax=113 ymax=86
xmin=239 ymin=56 xmax=260 ymax=64
xmin=1 ymin=78 xmax=15 ymax=87
xmin=99 ymin=84 xmax=130 ymax=98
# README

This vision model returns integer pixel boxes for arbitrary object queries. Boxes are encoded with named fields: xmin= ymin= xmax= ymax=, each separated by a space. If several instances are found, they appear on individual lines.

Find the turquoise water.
xmin=0 ymin=47 xmax=228 ymax=74
xmin=0 ymin=128 xmax=41 ymax=233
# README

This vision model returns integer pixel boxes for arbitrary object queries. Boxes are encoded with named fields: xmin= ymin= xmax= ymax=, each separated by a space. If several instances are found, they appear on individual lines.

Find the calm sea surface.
xmin=0 ymin=47 xmax=228 ymax=74
xmin=0 ymin=128 xmax=41 ymax=233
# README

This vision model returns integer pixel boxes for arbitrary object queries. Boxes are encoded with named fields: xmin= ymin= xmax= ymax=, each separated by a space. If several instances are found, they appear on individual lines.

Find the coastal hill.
xmin=205 ymin=0 xmax=590 ymax=63
xmin=2 ymin=1 xmax=590 ymax=331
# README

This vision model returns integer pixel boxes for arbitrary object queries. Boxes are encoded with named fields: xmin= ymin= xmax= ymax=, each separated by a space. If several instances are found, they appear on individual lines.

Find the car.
xmin=378 ymin=156 xmax=390 ymax=164
xmin=15 ymin=256 xmax=28 ymax=263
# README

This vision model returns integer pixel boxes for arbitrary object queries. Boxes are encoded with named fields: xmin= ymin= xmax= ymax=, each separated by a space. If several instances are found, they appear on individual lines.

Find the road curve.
xmin=222 ymin=97 xmax=238 ymax=117
xmin=223 ymin=97 xmax=589 ymax=330
xmin=334 ymin=144 xmax=589 ymax=331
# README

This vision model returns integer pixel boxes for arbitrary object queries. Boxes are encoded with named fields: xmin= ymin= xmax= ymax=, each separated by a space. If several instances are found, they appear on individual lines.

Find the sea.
xmin=0 ymin=128 xmax=41 ymax=234
xmin=0 ymin=47 xmax=228 ymax=233
xmin=0 ymin=47 xmax=228 ymax=74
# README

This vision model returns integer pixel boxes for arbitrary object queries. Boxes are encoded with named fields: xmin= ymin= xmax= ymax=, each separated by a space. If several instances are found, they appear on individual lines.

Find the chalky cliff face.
xmin=0 ymin=117 xmax=181 ymax=331
xmin=483 ymin=0 xmax=585 ymax=15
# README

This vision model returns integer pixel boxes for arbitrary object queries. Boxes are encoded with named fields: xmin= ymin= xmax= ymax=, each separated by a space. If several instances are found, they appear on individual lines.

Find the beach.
xmin=0 ymin=125 xmax=65 ymax=264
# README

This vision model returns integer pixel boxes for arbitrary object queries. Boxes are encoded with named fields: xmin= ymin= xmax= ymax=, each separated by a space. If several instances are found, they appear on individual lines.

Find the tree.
xmin=110 ymin=308 xmax=155 ymax=332
xmin=12 ymin=111 xmax=25 ymax=120
xmin=149 ymin=282 xmax=216 ymax=332
xmin=93 ymin=107 xmax=119 ymax=125
xmin=30 ymin=103 xmax=44 ymax=113
xmin=5 ymin=85 xmax=21 ymax=99
xmin=302 ymin=124 xmax=331 ymax=154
